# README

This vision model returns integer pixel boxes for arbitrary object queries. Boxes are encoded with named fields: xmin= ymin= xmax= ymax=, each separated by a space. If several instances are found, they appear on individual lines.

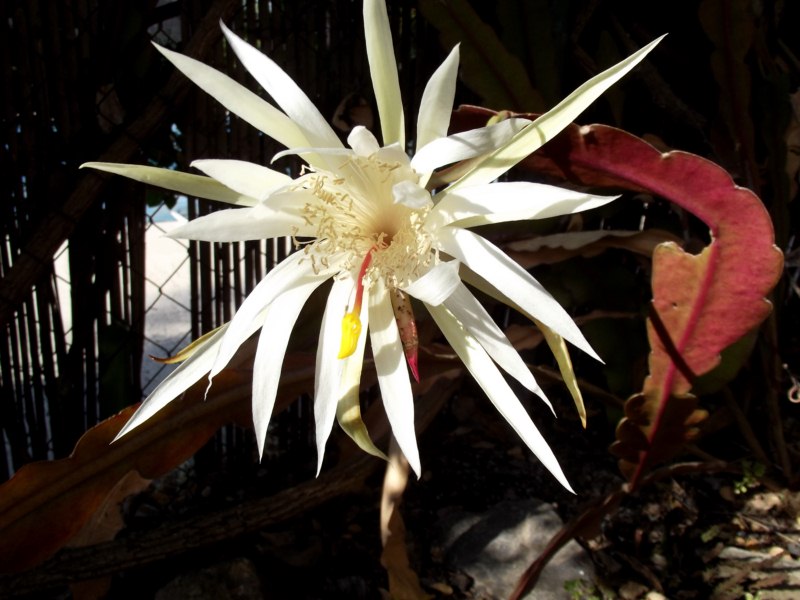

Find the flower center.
xmin=298 ymin=153 xmax=434 ymax=290
xmin=295 ymin=152 xmax=434 ymax=360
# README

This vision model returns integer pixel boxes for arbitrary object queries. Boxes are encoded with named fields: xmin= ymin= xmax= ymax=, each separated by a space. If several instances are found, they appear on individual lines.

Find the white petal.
xmin=348 ymin=126 xmax=381 ymax=157
xmin=113 ymin=324 xmax=230 ymax=440
xmin=191 ymin=159 xmax=291 ymax=201
xmin=392 ymin=180 xmax=432 ymax=209
xmin=436 ymin=227 xmax=600 ymax=360
xmin=252 ymin=275 xmax=327 ymax=459
xmin=443 ymin=284 xmax=551 ymax=410
xmin=209 ymin=252 xmax=340 ymax=382
xmin=81 ymin=162 xmax=256 ymax=207
xmin=152 ymin=43 xmax=311 ymax=156
xmin=448 ymin=35 xmax=665 ymax=190
xmin=427 ymin=303 xmax=573 ymax=492
xmin=167 ymin=200 xmax=313 ymax=242
xmin=402 ymin=260 xmax=460 ymax=305
xmin=411 ymin=118 xmax=530 ymax=175
xmin=416 ymin=45 xmax=460 ymax=151
xmin=313 ymin=276 xmax=352 ymax=473
xmin=220 ymin=23 xmax=342 ymax=151
xmin=364 ymin=0 xmax=405 ymax=146
xmin=369 ymin=279 xmax=420 ymax=476
xmin=427 ymin=182 xmax=617 ymax=229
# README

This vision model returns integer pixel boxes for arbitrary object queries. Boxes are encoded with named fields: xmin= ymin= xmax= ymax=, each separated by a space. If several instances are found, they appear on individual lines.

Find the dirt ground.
xmin=93 ymin=377 xmax=800 ymax=600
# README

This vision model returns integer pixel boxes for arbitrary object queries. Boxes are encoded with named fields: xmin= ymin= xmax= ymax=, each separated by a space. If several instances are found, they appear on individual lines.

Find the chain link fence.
xmin=1 ymin=0 xmax=438 ymax=480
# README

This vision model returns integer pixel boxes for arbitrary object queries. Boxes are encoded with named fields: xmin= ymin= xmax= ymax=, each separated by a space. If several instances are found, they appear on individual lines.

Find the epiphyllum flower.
xmin=84 ymin=0 xmax=662 ymax=491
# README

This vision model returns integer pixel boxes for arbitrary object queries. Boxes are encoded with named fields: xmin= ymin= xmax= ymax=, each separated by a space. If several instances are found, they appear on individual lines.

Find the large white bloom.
xmin=84 ymin=0 xmax=662 ymax=491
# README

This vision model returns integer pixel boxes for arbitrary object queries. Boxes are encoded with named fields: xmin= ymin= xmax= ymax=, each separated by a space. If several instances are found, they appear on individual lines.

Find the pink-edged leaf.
xmin=451 ymin=106 xmax=783 ymax=485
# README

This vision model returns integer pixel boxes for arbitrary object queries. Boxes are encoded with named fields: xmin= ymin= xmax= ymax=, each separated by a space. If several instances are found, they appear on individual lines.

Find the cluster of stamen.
xmin=294 ymin=154 xmax=433 ymax=359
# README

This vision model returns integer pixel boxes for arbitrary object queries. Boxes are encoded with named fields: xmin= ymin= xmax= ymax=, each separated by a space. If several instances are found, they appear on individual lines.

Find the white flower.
xmin=83 ymin=0 xmax=663 ymax=491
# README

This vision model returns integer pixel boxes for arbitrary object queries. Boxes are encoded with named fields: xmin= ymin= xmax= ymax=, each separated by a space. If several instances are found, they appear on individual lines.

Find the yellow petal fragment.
xmin=149 ymin=325 xmax=225 ymax=364
xmin=534 ymin=317 xmax=587 ymax=428
xmin=337 ymin=312 xmax=363 ymax=359
xmin=336 ymin=370 xmax=388 ymax=461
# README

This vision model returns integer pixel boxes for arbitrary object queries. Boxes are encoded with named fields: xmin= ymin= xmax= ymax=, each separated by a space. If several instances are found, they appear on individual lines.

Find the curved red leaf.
xmin=452 ymin=106 xmax=783 ymax=484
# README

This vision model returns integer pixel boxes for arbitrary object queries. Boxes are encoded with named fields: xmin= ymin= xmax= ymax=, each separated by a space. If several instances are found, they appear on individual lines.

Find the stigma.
xmin=337 ymin=247 xmax=375 ymax=359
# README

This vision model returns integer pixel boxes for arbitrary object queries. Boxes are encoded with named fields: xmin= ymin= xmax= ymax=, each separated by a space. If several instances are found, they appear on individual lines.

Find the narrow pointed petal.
xmin=416 ymin=45 xmax=460 ymax=151
xmin=460 ymin=259 xmax=604 ymax=420
xmin=114 ymin=324 xmax=229 ymax=440
xmin=152 ymin=43 xmax=311 ymax=155
xmin=364 ymin=0 xmax=405 ymax=146
xmin=209 ymin=252 xmax=341 ymax=382
xmin=534 ymin=318 xmax=586 ymax=427
xmin=336 ymin=286 xmax=388 ymax=461
xmin=252 ymin=275 xmax=327 ymax=459
xmin=449 ymin=35 xmax=666 ymax=190
xmin=220 ymin=22 xmax=342 ymax=151
xmin=411 ymin=118 xmax=530 ymax=175
xmin=369 ymin=279 xmax=420 ymax=476
xmin=167 ymin=200 xmax=314 ymax=242
xmin=436 ymin=227 xmax=600 ymax=360
xmin=427 ymin=182 xmax=617 ymax=229
xmin=81 ymin=162 xmax=256 ymax=207
xmin=314 ymin=277 xmax=352 ymax=473
xmin=444 ymin=284 xmax=551 ymax=410
xmin=427 ymin=303 xmax=573 ymax=492
xmin=191 ymin=159 xmax=292 ymax=201
xmin=402 ymin=260 xmax=460 ymax=305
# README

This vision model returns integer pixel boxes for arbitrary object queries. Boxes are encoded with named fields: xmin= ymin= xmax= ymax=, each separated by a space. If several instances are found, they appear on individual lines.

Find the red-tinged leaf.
xmin=0 ymin=354 xmax=316 ymax=573
xmin=451 ymin=106 xmax=783 ymax=484
xmin=613 ymin=393 xmax=708 ymax=480
xmin=66 ymin=470 xmax=152 ymax=600
xmin=66 ymin=470 xmax=152 ymax=550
